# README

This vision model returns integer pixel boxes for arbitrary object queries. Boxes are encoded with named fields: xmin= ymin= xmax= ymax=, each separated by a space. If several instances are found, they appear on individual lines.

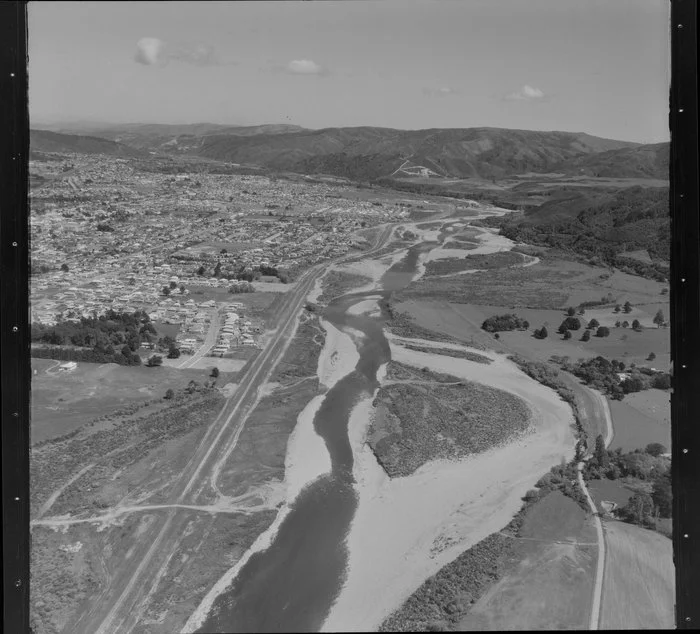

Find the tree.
xmin=567 ymin=306 xmax=576 ymax=316
xmin=623 ymin=301 xmax=632 ymax=313
xmin=169 ymin=281 xmax=177 ymax=289
xmin=563 ymin=329 xmax=572 ymax=340
xmin=220 ymin=248 xmax=228 ymax=254
xmin=619 ymin=492 xmax=654 ymax=526
xmin=558 ymin=317 xmax=581 ymax=332
xmin=167 ymin=346 xmax=181 ymax=359
xmin=197 ymin=265 xmax=206 ymax=276
xmin=587 ymin=318 xmax=600 ymax=329
xmin=578 ymin=307 xmax=586 ymax=315
xmin=534 ymin=326 xmax=548 ymax=339
xmin=614 ymin=304 xmax=621 ymax=313
xmin=164 ymin=388 xmax=175 ymax=400
xmin=653 ymin=309 xmax=665 ymax=328
xmin=615 ymin=320 xmax=621 ymax=328
xmin=651 ymin=471 xmax=672 ymax=518
xmin=632 ymin=319 xmax=642 ymax=331
xmin=60 ymin=263 xmax=69 ymax=272
xmin=179 ymin=284 xmax=186 ymax=294
xmin=593 ymin=434 xmax=609 ymax=469
xmin=596 ymin=326 xmax=610 ymax=337
xmin=645 ymin=443 xmax=668 ymax=457
xmin=652 ymin=373 xmax=672 ymax=390
xmin=621 ymin=320 xmax=629 ymax=328
xmin=581 ymin=329 xmax=591 ymax=342
xmin=211 ymin=367 xmax=220 ymax=378
xmin=162 ymin=286 xmax=171 ymax=296
xmin=647 ymin=352 xmax=656 ymax=361
xmin=146 ymin=354 xmax=163 ymax=367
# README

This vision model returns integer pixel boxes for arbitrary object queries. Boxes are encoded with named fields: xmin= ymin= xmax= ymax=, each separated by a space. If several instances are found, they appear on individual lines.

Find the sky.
xmin=28 ymin=0 xmax=671 ymax=143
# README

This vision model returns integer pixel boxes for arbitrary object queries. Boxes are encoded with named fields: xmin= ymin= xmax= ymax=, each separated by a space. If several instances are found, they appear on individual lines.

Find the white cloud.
xmin=286 ymin=59 xmax=326 ymax=75
xmin=504 ymin=84 xmax=546 ymax=101
xmin=135 ymin=37 xmax=222 ymax=67
xmin=135 ymin=37 xmax=166 ymax=66
xmin=423 ymin=86 xmax=459 ymax=97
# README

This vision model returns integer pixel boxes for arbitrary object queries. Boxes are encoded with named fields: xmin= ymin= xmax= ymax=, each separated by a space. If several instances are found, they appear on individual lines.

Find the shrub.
xmin=146 ymin=354 xmax=163 ymax=367
xmin=645 ymin=442 xmax=668 ymax=457
xmin=164 ymin=388 xmax=175 ymax=400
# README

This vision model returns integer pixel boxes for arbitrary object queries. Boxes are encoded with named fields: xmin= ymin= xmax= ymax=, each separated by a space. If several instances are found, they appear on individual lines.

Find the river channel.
xmin=196 ymin=242 xmax=432 ymax=633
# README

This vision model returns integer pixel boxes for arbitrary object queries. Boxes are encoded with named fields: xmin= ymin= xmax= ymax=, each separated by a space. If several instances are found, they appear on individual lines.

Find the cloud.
xmin=423 ymin=86 xmax=459 ymax=97
xmin=285 ymin=59 xmax=326 ymax=75
xmin=134 ymin=37 xmax=223 ymax=67
xmin=504 ymin=84 xmax=546 ymax=101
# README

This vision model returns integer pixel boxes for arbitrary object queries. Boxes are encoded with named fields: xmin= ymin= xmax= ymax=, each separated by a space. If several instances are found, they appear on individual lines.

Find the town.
xmin=29 ymin=152 xmax=409 ymax=361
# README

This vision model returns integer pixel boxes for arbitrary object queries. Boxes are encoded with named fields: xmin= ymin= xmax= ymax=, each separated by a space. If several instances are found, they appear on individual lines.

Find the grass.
xmin=398 ymin=344 xmax=492 ymax=364
xmin=369 ymin=368 xmax=531 ymax=477
xmin=30 ymin=361 xmax=211 ymax=444
xmin=399 ymin=260 xmax=580 ymax=308
xmin=599 ymin=519 xmax=675 ymax=630
xmin=424 ymin=252 xmax=523 ymax=277
xmin=458 ymin=491 xmax=597 ymax=631
xmin=587 ymin=478 xmax=635 ymax=512
xmin=608 ymin=398 xmax=671 ymax=452
xmin=30 ymin=389 xmax=224 ymax=516
xmin=317 ymin=270 xmax=373 ymax=305
xmin=380 ymin=490 xmax=596 ymax=632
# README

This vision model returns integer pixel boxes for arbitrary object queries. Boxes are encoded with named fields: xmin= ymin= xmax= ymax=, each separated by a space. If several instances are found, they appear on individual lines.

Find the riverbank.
xmin=322 ymin=336 xmax=576 ymax=632
xmin=183 ymin=289 xmax=361 ymax=633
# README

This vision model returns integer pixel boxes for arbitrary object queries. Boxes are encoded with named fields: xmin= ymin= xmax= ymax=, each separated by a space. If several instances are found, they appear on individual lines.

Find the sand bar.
xmin=321 ymin=340 xmax=576 ymax=632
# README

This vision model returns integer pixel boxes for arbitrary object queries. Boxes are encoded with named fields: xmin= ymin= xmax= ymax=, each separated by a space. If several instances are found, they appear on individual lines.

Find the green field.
xmin=31 ymin=360 xmax=212 ymax=444
xmin=457 ymin=491 xmax=597 ymax=631
xmin=600 ymin=520 xmax=675 ymax=630
xmin=608 ymin=396 xmax=671 ymax=452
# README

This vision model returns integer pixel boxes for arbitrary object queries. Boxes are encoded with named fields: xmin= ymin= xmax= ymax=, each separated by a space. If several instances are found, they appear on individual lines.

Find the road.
xmin=176 ymin=307 xmax=221 ymax=369
xmin=68 ymin=223 xmax=396 ymax=634
xmin=574 ymin=385 xmax=614 ymax=631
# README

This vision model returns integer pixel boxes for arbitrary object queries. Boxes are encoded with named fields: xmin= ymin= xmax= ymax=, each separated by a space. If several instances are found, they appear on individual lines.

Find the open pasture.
xmin=394 ymin=300 xmax=670 ymax=371
xmin=600 ymin=520 xmax=675 ymax=630
xmin=457 ymin=491 xmax=598 ymax=631
xmin=608 ymin=397 xmax=671 ymax=452
xmin=31 ymin=361 xmax=211 ymax=444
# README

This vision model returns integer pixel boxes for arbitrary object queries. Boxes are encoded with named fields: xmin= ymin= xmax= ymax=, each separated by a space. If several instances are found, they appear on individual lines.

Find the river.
xmin=195 ymin=240 xmax=429 ymax=632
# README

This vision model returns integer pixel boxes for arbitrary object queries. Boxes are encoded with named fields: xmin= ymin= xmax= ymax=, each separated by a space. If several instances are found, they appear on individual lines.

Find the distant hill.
xmin=552 ymin=143 xmax=669 ymax=180
xmin=36 ymin=123 xmax=308 ymax=152
xmin=30 ymin=130 xmax=145 ymax=157
xmin=195 ymin=126 xmax=648 ymax=180
xmin=29 ymin=123 xmax=669 ymax=182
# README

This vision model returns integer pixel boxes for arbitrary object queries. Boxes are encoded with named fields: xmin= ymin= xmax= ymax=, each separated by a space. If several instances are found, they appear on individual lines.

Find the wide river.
xmin=196 ymin=242 xmax=432 ymax=633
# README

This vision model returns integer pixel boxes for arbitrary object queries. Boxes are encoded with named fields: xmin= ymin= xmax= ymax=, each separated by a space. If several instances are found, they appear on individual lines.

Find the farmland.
xmin=380 ymin=490 xmax=597 ymax=632
xmin=30 ymin=360 xmax=214 ymax=444
xmin=599 ymin=520 xmax=675 ymax=630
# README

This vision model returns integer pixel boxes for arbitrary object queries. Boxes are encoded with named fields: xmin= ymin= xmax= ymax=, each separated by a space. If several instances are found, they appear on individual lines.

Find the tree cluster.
xmin=481 ymin=313 xmax=529 ymax=333
xmin=31 ymin=309 xmax=154 ymax=362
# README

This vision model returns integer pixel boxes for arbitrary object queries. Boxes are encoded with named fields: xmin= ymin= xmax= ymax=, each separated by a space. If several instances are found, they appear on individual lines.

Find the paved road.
xmin=177 ymin=308 xmax=221 ymax=370
xmin=69 ymin=224 xmax=397 ymax=634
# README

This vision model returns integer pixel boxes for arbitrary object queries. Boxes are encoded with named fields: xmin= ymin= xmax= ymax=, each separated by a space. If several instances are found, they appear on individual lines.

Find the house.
xmin=59 ymin=361 xmax=78 ymax=372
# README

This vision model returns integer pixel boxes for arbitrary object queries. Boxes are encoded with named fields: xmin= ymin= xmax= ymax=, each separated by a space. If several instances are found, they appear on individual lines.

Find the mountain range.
xmin=29 ymin=124 xmax=669 ymax=181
